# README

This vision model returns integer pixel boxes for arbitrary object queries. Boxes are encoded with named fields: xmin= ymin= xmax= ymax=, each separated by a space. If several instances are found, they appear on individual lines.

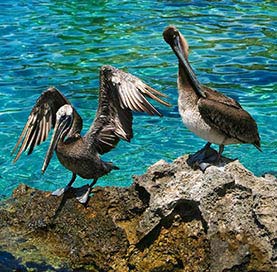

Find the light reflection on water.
xmin=0 ymin=0 xmax=276 ymax=198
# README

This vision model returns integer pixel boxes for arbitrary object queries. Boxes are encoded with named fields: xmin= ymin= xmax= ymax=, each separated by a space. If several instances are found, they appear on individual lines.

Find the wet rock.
xmin=0 ymin=155 xmax=276 ymax=271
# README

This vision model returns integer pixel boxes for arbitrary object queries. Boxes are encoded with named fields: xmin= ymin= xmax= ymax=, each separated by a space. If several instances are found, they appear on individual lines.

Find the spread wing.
xmin=198 ymin=94 xmax=261 ymax=148
xmin=85 ymin=65 xmax=170 ymax=154
xmin=12 ymin=87 xmax=83 ymax=162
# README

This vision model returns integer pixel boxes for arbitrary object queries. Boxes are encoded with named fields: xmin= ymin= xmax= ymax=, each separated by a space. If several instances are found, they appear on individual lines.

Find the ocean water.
xmin=0 ymin=0 xmax=276 ymax=199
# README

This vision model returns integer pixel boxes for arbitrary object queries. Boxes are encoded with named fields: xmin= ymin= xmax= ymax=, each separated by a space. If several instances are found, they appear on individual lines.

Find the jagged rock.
xmin=0 ymin=155 xmax=276 ymax=271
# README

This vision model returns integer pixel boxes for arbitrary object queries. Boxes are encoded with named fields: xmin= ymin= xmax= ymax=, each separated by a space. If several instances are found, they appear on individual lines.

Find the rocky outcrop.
xmin=0 ymin=155 xmax=276 ymax=271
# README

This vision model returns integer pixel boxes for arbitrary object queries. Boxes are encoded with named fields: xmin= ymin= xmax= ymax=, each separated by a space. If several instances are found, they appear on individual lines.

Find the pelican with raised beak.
xmin=163 ymin=26 xmax=261 ymax=170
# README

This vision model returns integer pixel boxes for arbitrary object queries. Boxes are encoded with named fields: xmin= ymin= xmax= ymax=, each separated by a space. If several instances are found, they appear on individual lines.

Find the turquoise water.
xmin=0 ymin=0 xmax=276 ymax=199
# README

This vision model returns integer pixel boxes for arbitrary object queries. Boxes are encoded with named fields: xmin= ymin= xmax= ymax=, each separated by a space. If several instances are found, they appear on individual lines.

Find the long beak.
xmin=172 ymin=36 xmax=206 ymax=98
xmin=41 ymin=119 xmax=68 ymax=174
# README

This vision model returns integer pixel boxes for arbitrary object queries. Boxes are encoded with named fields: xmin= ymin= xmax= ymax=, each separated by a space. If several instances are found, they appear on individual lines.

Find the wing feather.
xmin=39 ymin=115 xmax=46 ymax=143
xmin=203 ymin=86 xmax=242 ymax=109
xmin=198 ymin=97 xmax=260 ymax=147
xmin=12 ymin=87 xmax=83 ymax=162
xmin=86 ymin=65 xmax=170 ymax=154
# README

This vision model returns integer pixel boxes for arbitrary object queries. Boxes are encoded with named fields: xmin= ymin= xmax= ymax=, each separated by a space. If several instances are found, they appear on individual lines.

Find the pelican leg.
xmin=187 ymin=142 xmax=213 ymax=162
xmin=218 ymin=144 xmax=224 ymax=159
xmin=187 ymin=142 xmax=219 ymax=171
xmin=218 ymin=144 xmax=237 ymax=162
xmin=52 ymin=173 xmax=77 ymax=196
xmin=75 ymin=178 xmax=98 ymax=204
xmin=199 ymin=144 xmax=224 ymax=171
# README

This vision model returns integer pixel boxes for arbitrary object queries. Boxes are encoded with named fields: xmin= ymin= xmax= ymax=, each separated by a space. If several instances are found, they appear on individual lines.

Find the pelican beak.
xmin=41 ymin=117 xmax=69 ymax=174
xmin=171 ymin=35 xmax=206 ymax=98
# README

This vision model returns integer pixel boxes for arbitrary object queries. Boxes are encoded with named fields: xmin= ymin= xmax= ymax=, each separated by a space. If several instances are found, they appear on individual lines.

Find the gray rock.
xmin=0 ymin=155 xmax=276 ymax=271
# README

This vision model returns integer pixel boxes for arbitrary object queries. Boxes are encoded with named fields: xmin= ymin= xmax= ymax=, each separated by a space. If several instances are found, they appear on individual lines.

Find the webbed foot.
xmin=187 ymin=143 xmax=236 ymax=172
xmin=52 ymin=185 xmax=71 ymax=196
xmin=74 ymin=185 xmax=91 ymax=204
xmin=187 ymin=143 xmax=220 ymax=172
xmin=52 ymin=173 xmax=77 ymax=197
xmin=198 ymin=162 xmax=212 ymax=172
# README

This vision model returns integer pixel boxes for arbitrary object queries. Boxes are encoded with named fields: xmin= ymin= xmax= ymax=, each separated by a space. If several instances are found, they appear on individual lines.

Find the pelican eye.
xmin=173 ymin=31 xmax=179 ymax=39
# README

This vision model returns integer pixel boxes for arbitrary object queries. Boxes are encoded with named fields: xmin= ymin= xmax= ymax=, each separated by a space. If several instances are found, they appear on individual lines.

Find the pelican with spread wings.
xmin=12 ymin=65 xmax=170 ymax=203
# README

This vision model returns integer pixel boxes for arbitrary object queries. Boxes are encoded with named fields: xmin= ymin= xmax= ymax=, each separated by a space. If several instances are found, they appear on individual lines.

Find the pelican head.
xmin=42 ymin=104 xmax=73 ymax=173
xmin=163 ymin=26 xmax=206 ymax=98
xmin=163 ymin=25 xmax=189 ymax=58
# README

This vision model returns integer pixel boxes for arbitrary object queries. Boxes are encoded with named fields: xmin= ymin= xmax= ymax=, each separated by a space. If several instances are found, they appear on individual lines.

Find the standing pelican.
xmin=12 ymin=65 xmax=170 ymax=203
xmin=163 ymin=26 xmax=261 ymax=170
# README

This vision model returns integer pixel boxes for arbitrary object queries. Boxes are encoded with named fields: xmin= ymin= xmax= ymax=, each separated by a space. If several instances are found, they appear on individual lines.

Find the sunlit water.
xmin=0 ymin=0 xmax=276 ymax=199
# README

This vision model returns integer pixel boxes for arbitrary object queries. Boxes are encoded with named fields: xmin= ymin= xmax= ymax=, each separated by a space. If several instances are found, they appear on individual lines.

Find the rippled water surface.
xmin=0 ymin=0 xmax=276 ymax=198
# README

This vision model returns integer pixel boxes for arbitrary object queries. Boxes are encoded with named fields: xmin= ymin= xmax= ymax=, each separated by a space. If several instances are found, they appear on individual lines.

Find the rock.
xmin=0 ymin=155 xmax=276 ymax=271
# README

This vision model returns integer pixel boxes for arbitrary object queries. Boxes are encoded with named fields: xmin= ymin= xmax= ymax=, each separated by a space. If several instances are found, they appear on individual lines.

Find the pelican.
xmin=163 ymin=26 xmax=261 ymax=170
xmin=12 ymin=65 xmax=170 ymax=203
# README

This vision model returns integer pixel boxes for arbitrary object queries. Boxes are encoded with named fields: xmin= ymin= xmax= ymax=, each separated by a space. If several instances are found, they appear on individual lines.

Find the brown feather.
xmin=12 ymin=87 xmax=83 ymax=162
xmin=198 ymin=97 xmax=261 ymax=146
xmin=86 ymin=65 xmax=170 ymax=154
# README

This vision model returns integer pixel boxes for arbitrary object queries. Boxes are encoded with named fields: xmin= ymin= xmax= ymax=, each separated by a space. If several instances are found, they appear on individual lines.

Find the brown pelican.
xmin=12 ymin=65 xmax=170 ymax=203
xmin=163 ymin=26 xmax=261 ymax=170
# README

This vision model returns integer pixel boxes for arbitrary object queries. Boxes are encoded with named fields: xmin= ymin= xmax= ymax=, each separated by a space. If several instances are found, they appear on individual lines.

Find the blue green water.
xmin=0 ymin=0 xmax=276 ymax=199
